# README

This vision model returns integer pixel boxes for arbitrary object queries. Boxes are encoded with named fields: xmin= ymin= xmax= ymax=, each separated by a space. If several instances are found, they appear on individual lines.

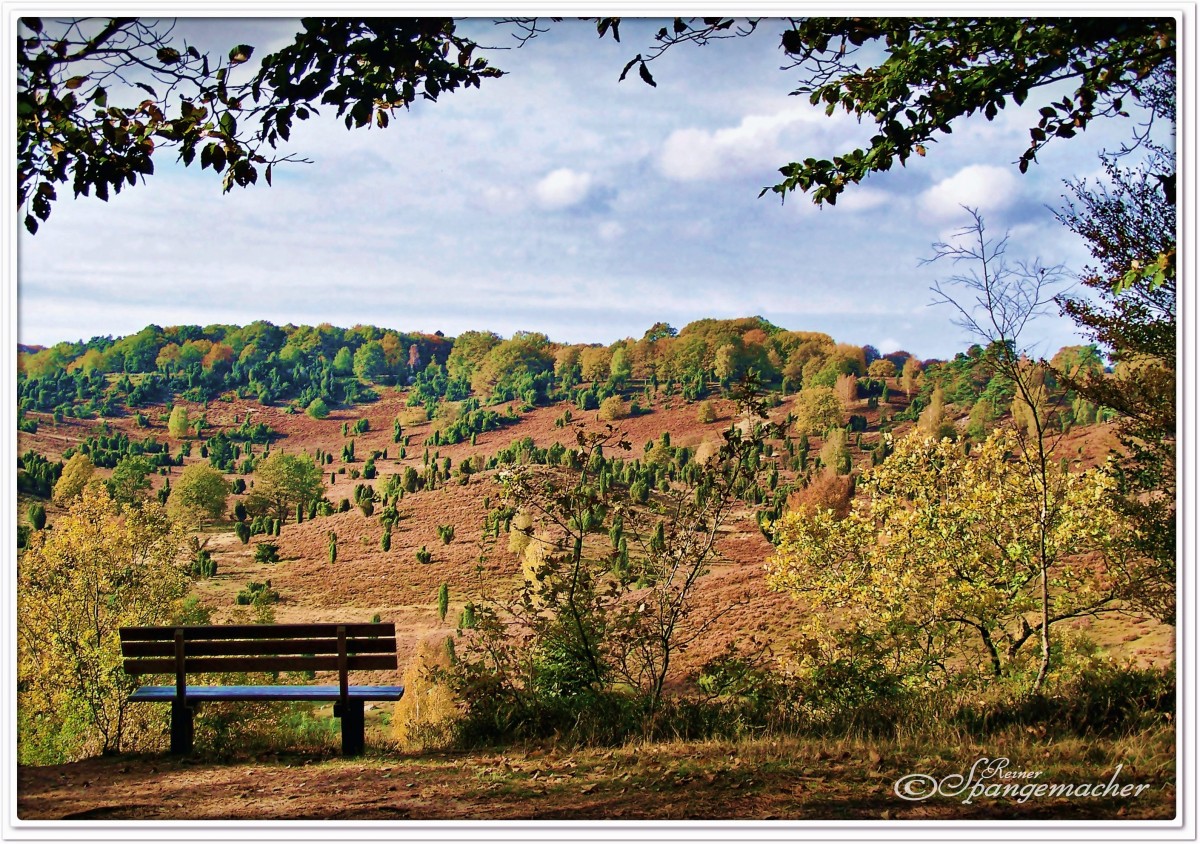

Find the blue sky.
xmin=16 ymin=16 xmax=1169 ymax=360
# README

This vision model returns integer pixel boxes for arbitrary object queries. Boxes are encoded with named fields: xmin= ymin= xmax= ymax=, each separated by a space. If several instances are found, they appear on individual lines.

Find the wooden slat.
xmin=174 ymin=629 xmax=185 ymax=699
xmin=123 ymin=654 xmax=397 ymax=676
xmin=122 ymin=638 xmax=397 ymax=658
xmin=119 ymin=623 xmax=395 ymax=642
xmin=337 ymin=625 xmax=349 ymax=703
xmin=129 ymin=684 xmax=404 ymax=702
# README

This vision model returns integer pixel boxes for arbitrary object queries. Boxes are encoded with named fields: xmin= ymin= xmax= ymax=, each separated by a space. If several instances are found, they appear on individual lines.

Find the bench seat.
xmin=129 ymin=684 xmax=404 ymax=703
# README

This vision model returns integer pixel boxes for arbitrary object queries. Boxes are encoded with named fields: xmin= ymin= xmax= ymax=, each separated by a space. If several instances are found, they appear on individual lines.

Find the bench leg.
xmin=335 ymin=700 xmax=365 ymax=756
xmin=170 ymin=700 xmax=194 ymax=755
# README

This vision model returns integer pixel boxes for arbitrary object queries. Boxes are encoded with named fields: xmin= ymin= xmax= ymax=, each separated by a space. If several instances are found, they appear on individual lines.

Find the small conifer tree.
xmin=437 ymin=583 xmax=450 ymax=622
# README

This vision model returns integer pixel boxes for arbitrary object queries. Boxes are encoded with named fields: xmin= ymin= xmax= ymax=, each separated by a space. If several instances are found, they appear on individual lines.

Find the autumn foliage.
xmin=18 ymin=485 xmax=189 ymax=761
xmin=767 ymin=430 xmax=1151 ymax=688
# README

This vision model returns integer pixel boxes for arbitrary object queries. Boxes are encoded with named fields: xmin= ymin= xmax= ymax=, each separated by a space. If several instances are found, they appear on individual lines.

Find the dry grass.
xmin=18 ymin=725 xmax=1175 ymax=820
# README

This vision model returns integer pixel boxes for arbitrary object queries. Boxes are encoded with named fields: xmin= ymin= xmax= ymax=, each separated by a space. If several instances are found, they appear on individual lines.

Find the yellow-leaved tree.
xmin=51 ymin=451 xmax=96 ymax=506
xmin=392 ymin=637 xmax=459 ymax=751
xmin=766 ymin=429 xmax=1147 ymax=691
xmin=18 ymin=484 xmax=189 ymax=761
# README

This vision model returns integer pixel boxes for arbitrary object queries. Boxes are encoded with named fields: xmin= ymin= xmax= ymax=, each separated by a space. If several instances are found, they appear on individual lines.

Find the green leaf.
xmin=64 ymin=76 xmax=87 ymax=90
xmin=350 ymin=99 xmax=371 ymax=127
xmin=229 ymin=44 xmax=254 ymax=64
xmin=638 ymin=61 xmax=657 ymax=87
xmin=618 ymin=55 xmax=641 ymax=83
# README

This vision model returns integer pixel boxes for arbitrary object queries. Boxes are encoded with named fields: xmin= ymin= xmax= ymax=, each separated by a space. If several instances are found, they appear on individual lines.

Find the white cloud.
xmin=919 ymin=164 xmax=1021 ymax=221
xmin=598 ymin=221 xmax=624 ymax=241
xmin=835 ymin=187 xmax=894 ymax=213
xmin=480 ymin=184 xmax=527 ymax=213
xmin=535 ymin=168 xmax=594 ymax=209
xmin=658 ymin=106 xmax=830 ymax=182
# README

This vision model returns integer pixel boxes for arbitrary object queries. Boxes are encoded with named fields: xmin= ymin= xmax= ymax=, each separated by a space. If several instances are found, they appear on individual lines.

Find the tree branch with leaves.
xmin=17 ymin=17 xmax=502 ymax=232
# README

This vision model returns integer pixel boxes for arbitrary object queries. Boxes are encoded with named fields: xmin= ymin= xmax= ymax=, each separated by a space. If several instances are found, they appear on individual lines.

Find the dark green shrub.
xmin=236 ymin=580 xmax=279 ymax=606
xmin=305 ymin=398 xmax=330 ymax=419
xmin=27 ymin=503 xmax=46 ymax=531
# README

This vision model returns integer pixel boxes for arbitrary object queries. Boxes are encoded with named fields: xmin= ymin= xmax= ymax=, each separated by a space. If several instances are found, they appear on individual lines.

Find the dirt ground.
xmin=17 ymin=736 xmax=1176 ymax=822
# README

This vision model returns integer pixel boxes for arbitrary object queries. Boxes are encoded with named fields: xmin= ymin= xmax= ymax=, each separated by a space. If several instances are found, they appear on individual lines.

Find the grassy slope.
xmin=15 ymin=384 xmax=1177 ymax=821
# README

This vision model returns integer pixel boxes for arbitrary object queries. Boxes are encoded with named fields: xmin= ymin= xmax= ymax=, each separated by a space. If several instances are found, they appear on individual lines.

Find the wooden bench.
xmin=119 ymin=622 xmax=404 ymax=756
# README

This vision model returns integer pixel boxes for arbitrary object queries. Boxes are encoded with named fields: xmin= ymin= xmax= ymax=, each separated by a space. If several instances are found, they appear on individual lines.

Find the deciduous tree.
xmin=52 ymin=452 xmax=96 ymax=505
xmin=167 ymin=404 xmax=190 ymax=438
xmin=792 ymin=386 xmax=844 ymax=437
xmin=18 ymin=485 xmax=188 ymax=760
xmin=1054 ymin=142 xmax=1176 ymax=624
xmin=818 ymin=428 xmax=851 ymax=476
xmin=254 ymin=451 xmax=325 ymax=523
xmin=901 ymin=357 xmax=922 ymax=398
xmin=927 ymin=210 xmax=1081 ymax=690
xmin=867 ymin=359 xmax=896 ymax=379
xmin=597 ymin=395 xmax=627 ymax=422
xmin=107 ymin=454 xmax=154 ymax=506
xmin=767 ymin=430 xmax=1143 ymax=688
xmin=167 ymin=462 xmax=230 ymax=528
xmin=352 ymin=340 xmax=389 ymax=383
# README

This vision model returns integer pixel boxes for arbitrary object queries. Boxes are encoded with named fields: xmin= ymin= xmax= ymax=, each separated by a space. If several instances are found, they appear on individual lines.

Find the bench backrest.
xmin=119 ymin=623 xmax=398 ymax=700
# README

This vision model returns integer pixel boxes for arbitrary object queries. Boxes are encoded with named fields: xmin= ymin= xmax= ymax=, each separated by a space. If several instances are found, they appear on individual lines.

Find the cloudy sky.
xmin=16 ymin=16 xmax=1166 ymax=359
